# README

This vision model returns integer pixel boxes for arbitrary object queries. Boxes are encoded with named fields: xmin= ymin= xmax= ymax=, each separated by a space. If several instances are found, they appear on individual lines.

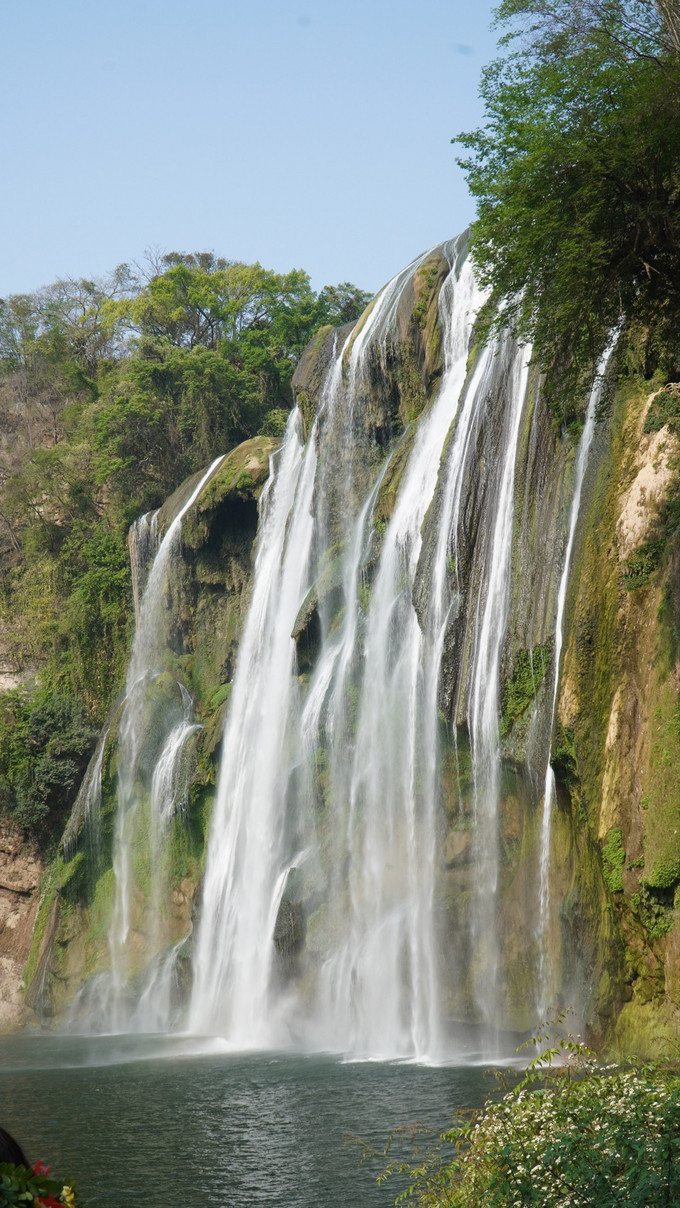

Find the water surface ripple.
xmin=0 ymin=1035 xmax=491 ymax=1207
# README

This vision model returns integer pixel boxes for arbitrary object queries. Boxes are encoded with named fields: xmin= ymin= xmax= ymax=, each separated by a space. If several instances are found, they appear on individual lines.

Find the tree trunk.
xmin=656 ymin=0 xmax=680 ymax=54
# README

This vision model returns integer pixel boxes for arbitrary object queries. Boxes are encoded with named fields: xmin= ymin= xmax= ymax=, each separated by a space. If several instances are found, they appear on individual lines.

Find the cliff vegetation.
xmin=0 ymin=253 xmax=369 ymax=844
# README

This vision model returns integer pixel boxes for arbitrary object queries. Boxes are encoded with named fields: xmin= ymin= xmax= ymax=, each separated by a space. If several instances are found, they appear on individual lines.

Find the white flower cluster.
xmin=425 ymin=1066 xmax=680 ymax=1208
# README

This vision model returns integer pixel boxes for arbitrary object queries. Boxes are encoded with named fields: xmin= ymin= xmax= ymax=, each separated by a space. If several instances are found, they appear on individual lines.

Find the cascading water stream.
xmin=537 ymin=337 xmax=618 ymax=1011
xmin=189 ymin=413 xmax=318 ymax=1042
xmin=416 ymin=305 xmax=532 ymax=1040
xmin=190 ymin=238 xmax=509 ymax=1057
xmin=62 ymin=724 xmax=108 ymax=862
xmin=107 ymin=455 xmax=225 ymax=1029
xmin=189 ymin=250 xmax=440 ymax=1044
xmin=145 ymin=684 xmax=200 ymax=954
xmin=465 ymin=342 xmax=531 ymax=1034
xmin=308 ymin=251 xmax=484 ymax=1058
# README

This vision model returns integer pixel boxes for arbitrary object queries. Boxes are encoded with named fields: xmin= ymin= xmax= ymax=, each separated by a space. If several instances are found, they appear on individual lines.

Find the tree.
xmin=456 ymin=0 xmax=680 ymax=416
xmin=0 ymin=250 xmax=372 ymax=741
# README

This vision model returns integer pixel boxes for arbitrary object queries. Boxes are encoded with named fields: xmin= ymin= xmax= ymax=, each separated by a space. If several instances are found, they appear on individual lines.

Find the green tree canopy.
xmin=0 ymin=249 xmax=372 ymax=798
xmin=456 ymin=0 xmax=680 ymax=414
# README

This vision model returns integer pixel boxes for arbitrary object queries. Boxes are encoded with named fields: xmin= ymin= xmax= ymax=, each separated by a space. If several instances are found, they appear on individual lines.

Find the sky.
xmin=0 ymin=0 xmax=499 ymax=299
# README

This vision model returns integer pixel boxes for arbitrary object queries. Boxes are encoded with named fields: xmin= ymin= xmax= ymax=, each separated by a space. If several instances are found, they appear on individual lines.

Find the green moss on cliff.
xmin=642 ymin=684 xmax=680 ymax=890
xmin=614 ymin=998 xmax=680 ymax=1058
xmin=602 ymin=828 xmax=625 ymax=893
xmin=394 ymin=345 xmax=428 ymax=424
xmin=643 ymin=386 xmax=680 ymax=435
xmin=374 ymin=426 xmax=418 ymax=530
xmin=85 ymin=867 xmax=116 ymax=950
xmin=623 ymin=538 xmax=665 ymax=590
xmin=23 ymin=860 xmax=61 ymax=990
xmin=568 ymin=381 xmax=639 ymax=826
xmin=411 ymin=253 xmax=448 ymax=387
xmin=499 ymin=645 xmax=551 ymax=737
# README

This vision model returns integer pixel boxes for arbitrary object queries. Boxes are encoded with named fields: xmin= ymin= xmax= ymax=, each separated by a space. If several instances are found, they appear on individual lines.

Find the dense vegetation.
xmin=0 ymin=252 xmax=370 ymax=839
xmin=376 ymin=1030 xmax=680 ymax=1206
xmin=457 ymin=0 xmax=680 ymax=419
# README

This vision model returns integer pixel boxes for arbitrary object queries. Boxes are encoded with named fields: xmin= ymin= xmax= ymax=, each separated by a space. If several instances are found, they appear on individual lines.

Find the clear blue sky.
xmin=1 ymin=0 xmax=499 ymax=298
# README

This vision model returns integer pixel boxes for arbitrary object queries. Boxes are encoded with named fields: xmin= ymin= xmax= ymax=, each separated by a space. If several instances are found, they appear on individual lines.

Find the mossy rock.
xmin=499 ymin=644 xmax=551 ymax=738
xmin=411 ymin=252 xmax=450 ymax=390
xmin=293 ymin=323 xmax=354 ymax=440
xmin=613 ymin=998 xmax=680 ymax=1058
xmin=180 ymin=437 xmax=277 ymax=553
xmin=292 ymin=541 xmax=347 ymax=646
xmin=373 ymin=425 xmax=419 ymax=530
xmin=602 ymin=827 xmax=625 ymax=893
xmin=643 ymin=682 xmax=680 ymax=890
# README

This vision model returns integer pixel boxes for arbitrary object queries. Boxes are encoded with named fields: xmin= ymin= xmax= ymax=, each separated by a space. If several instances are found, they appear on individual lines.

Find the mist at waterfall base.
xmin=0 ymin=1034 xmax=492 ymax=1207
xmin=65 ymin=233 xmax=615 ymax=1068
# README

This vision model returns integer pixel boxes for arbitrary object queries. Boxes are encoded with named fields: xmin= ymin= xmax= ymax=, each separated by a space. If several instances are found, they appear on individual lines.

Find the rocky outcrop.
xmin=0 ymin=818 xmax=42 ymax=1030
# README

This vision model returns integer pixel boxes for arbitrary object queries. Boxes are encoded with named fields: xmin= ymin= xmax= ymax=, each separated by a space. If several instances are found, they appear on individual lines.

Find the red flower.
xmin=36 ymin=1198 xmax=63 ymax=1208
xmin=33 ymin=1160 xmax=51 ymax=1175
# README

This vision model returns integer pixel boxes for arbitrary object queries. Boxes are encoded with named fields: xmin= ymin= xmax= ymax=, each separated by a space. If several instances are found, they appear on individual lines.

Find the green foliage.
xmin=0 ymin=249 xmax=370 ymax=846
xmin=456 ymin=0 xmax=680 ymax=419
xmin=54 ymin=525 xmax=131 ymax=706
xmin=208 ymin=683 xmax=232 ymax=712
xmin=623 ymin=537 xmax=665 ymax=589
xmin=643 ymin=386 xmax=680 ymax=434
xmin=0 ymin=691 xmax=97 ymax=838
xmin=631 ymin=884 xmax=675 ymax=936
xmin=642 ymin=683 xmax=680 ymax=890
xmin=549 ymin=725 xmax=581 ymax=800
xmin=0 ymin=1161 xmax=74 ymax=1206
xmin=376 ymin=1023 xmax=680 ymax=1206
xmin=602 ymin=827 xmax=625 ymax=892
xmin=499 ymin=645 xmax=551 ymax=736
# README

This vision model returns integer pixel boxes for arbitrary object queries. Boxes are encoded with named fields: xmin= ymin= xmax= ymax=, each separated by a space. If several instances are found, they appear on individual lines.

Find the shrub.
xmin=377 ymin=1026 xmax=680 ymax=1207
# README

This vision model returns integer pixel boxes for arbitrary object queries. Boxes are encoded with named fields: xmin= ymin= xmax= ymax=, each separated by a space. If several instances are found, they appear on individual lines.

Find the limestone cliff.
xmin=0 ymin=818 xmax=42 ymax=1029
xmin=559 ymin=379 xmax=680 ymax=1054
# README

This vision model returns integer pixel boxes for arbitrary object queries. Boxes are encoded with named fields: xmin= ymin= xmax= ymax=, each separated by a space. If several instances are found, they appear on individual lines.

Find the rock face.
xmin=558 ymin=381 xmax=680 ymax=1054
xmin=0 ymin=818 xmax=42 ymax=1030
xmin=13 ymin=246 xmax=680 ymax=1057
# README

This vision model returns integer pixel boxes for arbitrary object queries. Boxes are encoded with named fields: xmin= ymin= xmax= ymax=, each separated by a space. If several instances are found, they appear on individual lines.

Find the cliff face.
xmin=13 ymin=246 xmax=680 ymax=1056
xmin=0 ymin=818 xmax=42 ymax=1029
xmin=20 ymin=438 xmax=276 ymax=1022
xmin=560 ymin=380 xmax=680 ymax=1053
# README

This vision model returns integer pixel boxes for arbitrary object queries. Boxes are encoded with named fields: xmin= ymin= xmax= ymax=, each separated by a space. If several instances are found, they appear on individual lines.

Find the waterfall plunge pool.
xmin=0 ymin=1033 xmax=499 ymax=1206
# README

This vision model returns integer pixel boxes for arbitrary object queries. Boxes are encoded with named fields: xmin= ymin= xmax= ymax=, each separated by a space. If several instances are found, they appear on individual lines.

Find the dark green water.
xmin=0 ymin=1034 xmax=494 ymax=1207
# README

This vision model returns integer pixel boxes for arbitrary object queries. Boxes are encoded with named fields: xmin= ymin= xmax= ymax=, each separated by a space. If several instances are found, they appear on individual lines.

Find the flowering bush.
xmin=0 ymin=1161 xmax=77 ymax=1208
xmin=378 ymin=1031 xmax=680 ymax=1207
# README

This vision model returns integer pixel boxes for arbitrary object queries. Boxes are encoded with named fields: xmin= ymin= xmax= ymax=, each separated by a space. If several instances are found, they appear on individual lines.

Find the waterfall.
xmin=465 ymin=341 xmax=531 ymax=1033
xmin=62 ymin=722 xmax=109 ymax=862
xmin=190 ymin=413 xmax=318 ymax=1042
xmin=414 ymin=319 xmax=532 ymax=1039
xmin=70 ymin=236 xmax=620 ymax=1054
xmin=106 ymin=455 xmax=225 ymax=1030
xmin=190 ymin=238 xmax=507 ymax=1056
xmin=307 ymin=253 xmax=485 ymax=1058
xmin=537 ymin=337 xmax=617 ymax=1011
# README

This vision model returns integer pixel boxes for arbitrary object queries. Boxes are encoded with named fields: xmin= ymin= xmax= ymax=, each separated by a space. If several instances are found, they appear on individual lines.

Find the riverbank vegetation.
xmin=377 ymin=1029 xmax=680 ymax=1206
xmin=0 ymin=253 xmax=369 ymax=839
